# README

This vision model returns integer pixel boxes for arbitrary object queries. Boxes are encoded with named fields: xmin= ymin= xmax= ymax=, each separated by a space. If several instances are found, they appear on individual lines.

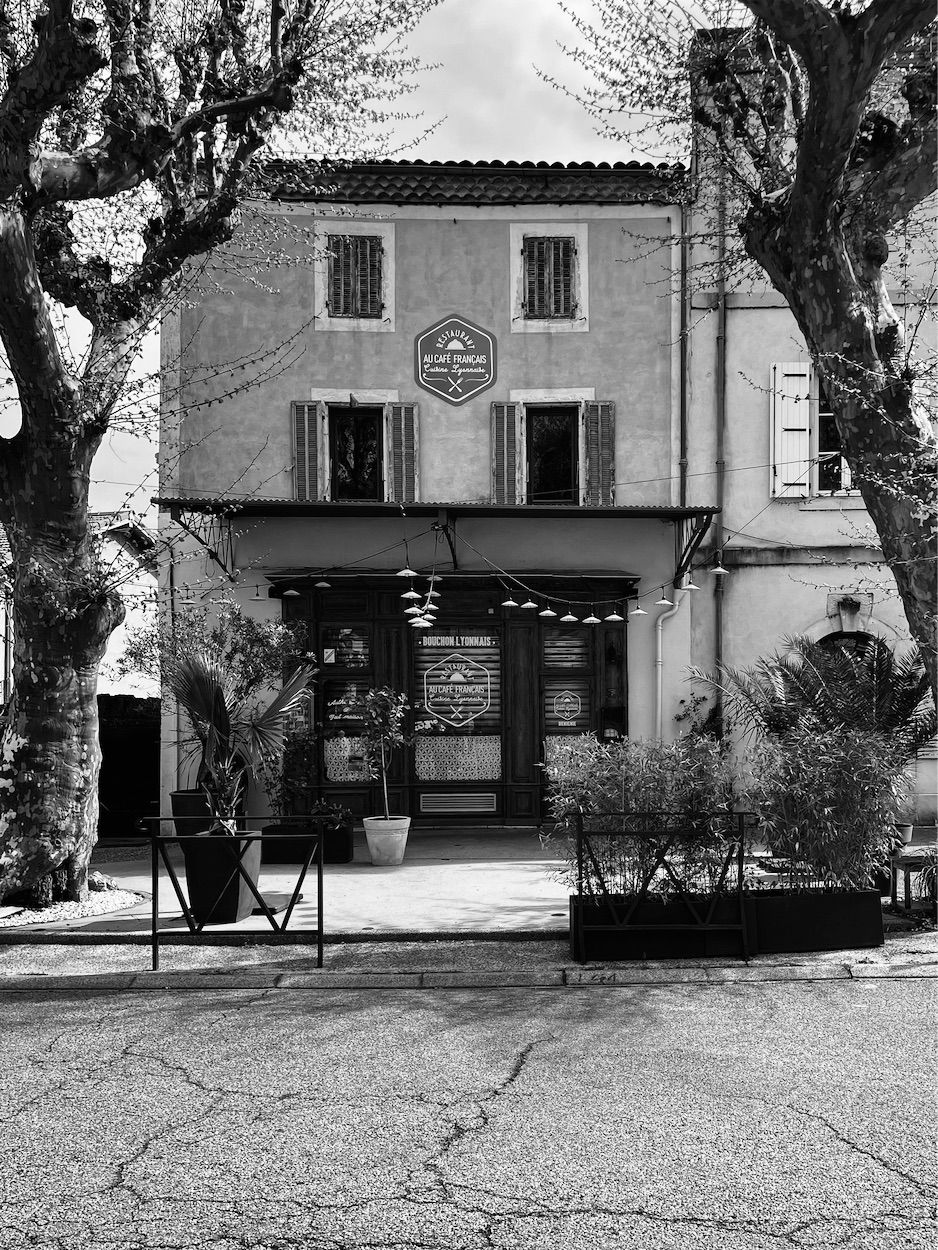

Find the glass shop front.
xmin=282 ymin=576 xmax=631 ymax=824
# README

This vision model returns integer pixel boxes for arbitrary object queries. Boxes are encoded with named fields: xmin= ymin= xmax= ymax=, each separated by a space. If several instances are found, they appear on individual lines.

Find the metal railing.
xmin=146 ymin=815 xmax=328 ymax=971
xmin=572 ymin=810 xmax=750 ymax=962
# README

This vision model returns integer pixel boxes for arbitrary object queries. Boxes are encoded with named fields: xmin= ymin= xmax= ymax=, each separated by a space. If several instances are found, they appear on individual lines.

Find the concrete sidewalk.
xmin=0 ymin=827 xmax=934 ymax=990
xmin=2 ymin=826 xmax=571 ymax=939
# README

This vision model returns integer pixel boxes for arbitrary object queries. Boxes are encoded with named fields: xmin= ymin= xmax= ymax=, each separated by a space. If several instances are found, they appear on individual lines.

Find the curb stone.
xmin=1 ymin=959 xmax=937 ymax=992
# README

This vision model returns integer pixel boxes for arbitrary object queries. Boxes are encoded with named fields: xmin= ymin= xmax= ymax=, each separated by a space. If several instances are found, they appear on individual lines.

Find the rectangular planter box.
xmin=744 ymin=889 xmax=883 ymax=954
xmin=261 ymin=823 xmax=355 ymax=865
xmin=570 ymin=894 xmax=748 ymax=962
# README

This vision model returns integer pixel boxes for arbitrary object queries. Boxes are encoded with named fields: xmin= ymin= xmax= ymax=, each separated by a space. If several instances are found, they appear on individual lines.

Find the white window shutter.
xmin=387 ymin=402 xmax=419 ymax=503
xmin=771 ymin=363 xmax=812 ymax=498
xmin=491 ymin=402 xmax=521 ymax=503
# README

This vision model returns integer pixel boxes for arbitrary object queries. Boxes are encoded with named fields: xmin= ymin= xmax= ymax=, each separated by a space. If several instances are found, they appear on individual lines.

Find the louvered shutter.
xmin=491 ymin=402 xmax=521 ymax=504
xmin=327 ymin=236 xmax=350 ymax=316
xmin=292 ymin=401 xmax=321 ymax=500
xmin=584 ymin=401 xmax=616 ymax=505
xmin=771 ymin=363 xmax=812 ymax=498
xmin=359 ymin=236 xmax=383 ymax=318
xmin=387 ymin=403 xmax=418 ymax=503
xmin=552 ymin=237 xmax=575 ymax=316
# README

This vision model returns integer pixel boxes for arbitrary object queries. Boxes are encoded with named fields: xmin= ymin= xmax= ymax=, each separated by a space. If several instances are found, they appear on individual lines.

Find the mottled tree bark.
xmin=0 ymin=207 xmax=125 ymax=901
xmin=736 ymin=0 xmax=938 ymax=700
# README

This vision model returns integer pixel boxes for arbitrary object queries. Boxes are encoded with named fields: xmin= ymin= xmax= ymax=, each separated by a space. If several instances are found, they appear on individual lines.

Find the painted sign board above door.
xmin=414 ymin=315 xmax=497 ymax=406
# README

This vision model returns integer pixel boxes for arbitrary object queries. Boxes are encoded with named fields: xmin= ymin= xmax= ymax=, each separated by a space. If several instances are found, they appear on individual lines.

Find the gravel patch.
xmin=0 ymin=889 xmax=145 ymax=929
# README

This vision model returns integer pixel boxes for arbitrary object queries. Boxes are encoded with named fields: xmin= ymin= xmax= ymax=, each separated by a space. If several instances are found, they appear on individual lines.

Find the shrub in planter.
xmin=257 ymin=727 xmax=354 ymax=864
xmin=543 ymin=733 xmax=739 ymax=897
xmin=543 ymin=735 xmax=747 ymax=959
xmin=741 ymin=722 xmax=912 ymax=952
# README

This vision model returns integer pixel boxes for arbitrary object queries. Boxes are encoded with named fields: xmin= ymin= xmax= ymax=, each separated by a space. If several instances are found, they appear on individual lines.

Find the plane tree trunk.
xmin=0 ymin=207 xmax=126 ymax=902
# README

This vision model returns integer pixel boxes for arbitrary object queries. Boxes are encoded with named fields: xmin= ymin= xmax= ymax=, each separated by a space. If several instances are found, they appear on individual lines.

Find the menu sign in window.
xmin=415 ymin=633 xmax=500 ymax=732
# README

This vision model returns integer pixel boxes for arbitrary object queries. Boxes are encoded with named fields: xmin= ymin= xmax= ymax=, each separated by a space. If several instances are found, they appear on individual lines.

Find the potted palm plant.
xmin=169 ymin=653 xmax=315 ymax=922
xmin=351 ymin=686 xmax=412 ymax=866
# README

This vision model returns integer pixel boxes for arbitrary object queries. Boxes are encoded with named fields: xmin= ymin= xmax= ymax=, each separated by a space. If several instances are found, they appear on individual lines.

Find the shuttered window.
xmin=491 ymin=402 xmax=521 ymax=504
xmin=817 ymin=383 xmax=852 ymax=493
xmin=292 ymin=401 xmax=324 ymax=501
xmin=327 ymin=235 xmax=383 ymax=318
xmin=584 ymin=401 xmax=616 ymax=506
xmin=522 ymin=236 xmax=576 ymax=319
xmin=770 ymin=363 xmax=811 ymax=498
xmin=387 ymin=402 xmax=419 ymax=503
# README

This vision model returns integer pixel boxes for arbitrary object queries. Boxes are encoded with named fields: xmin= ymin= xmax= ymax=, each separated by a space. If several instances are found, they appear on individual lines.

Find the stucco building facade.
xmin=158 ymin=159 xmax=934 ymax=824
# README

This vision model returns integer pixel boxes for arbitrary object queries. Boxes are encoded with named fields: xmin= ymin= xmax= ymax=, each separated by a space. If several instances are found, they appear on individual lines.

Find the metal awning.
xmin=154 ymin=496 xmax=720 ymax=585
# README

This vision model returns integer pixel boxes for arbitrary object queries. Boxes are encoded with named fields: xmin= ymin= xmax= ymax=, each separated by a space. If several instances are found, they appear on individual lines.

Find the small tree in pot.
xmin=350 ymin=687 xmax=412 ymax=866
xmin=169 ymin=654 xmax=315 ymax=920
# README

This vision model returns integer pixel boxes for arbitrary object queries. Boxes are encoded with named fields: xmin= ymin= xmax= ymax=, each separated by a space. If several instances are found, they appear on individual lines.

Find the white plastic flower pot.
xmin=363 ymin=816 xmax=411 ymax=866
xmin=895 ymin=823 xmax=914 ymax=846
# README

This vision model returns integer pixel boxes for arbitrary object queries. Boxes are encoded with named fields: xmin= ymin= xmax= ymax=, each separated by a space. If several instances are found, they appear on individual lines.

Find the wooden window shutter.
xmin=523 ymin=237 xmax=548 ymax=318
xmin=358 ymin=236 xmax=383 ymax=318
xmin=771 ymin=363 xmax=812 ymax=498
xmin=292 ymin=401 xmax=321 ymax=501
xmin=552 ymin=237 xmax=575 ymax=316
xmin=491 ymin=402 xmax=521 ymax=504
xmin=326 ymin=236 xmax=351 ymax=316
xmin=387 ymin=403 xmax=418 ymax=503
xmin=584 ymin=401 xmax=616 ymax=505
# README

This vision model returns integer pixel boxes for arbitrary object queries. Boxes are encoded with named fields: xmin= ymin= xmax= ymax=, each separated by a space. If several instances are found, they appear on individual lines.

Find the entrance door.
xmin=411 ymin=625 xmax=503 ymax=819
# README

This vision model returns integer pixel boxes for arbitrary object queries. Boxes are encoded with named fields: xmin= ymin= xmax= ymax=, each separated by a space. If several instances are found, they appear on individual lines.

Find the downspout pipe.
xmin=655 ymin=590 xmax=686 ymax=741
xmin=713 ymin=161 xmax=728 ymax=735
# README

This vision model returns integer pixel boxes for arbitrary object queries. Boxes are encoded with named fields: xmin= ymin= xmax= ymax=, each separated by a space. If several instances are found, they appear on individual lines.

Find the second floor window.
xmin=523 ymin=236 xmax=576 ymax=319
xmin=527 ymin=406 xmax=578 ymax=504
xmin=329 ymin=405 xmax=382 ymax=500
xmin=817 ymin=385 xmax=853 ymax=493
xmin=327 ymin=235 xmax=383 ymax=319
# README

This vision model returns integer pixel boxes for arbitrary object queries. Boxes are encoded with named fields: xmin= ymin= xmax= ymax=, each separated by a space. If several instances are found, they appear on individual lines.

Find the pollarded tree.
xmin=0 ymin=0 xmax=436 ymax=902
xmin=562 ymin=0 xmax=937 ymax=700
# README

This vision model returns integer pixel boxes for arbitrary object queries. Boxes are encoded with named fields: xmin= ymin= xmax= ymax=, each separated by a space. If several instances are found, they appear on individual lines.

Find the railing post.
xmin=151 ymin=832 xmax=159 ymax=972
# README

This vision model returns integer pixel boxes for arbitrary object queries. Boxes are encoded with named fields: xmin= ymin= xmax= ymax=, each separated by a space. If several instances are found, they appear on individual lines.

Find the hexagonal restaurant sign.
xmin=424 ymin=652 xmax=492 ymax=727
xmin=414 ymin=315 xmax=497 ymax=406
xmin=553 ymin=691 xmax=582 ymax=723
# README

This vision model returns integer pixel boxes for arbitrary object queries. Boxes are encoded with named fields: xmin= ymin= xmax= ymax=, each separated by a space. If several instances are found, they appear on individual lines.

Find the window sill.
xmin=799 ymin=494 xmax=865 ymax=511
xmin=315 ymin=315 xmax=394 ymax=333
xmin=510 ymin=316 xmax=589 ymax=335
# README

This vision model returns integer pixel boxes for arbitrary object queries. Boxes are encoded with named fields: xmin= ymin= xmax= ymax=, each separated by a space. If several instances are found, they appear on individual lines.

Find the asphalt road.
xmin=0 ymin=979 xmax=934 ymax=1250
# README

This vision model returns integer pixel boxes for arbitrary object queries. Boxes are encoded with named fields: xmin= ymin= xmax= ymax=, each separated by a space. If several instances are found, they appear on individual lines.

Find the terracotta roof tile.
xmin=254 ymin=158 xmax=683 ymax=206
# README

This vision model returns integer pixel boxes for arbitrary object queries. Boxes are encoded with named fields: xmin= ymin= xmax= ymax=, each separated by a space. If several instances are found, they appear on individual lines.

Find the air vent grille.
xmin=419 ymin=792 xmax=498 ymax=814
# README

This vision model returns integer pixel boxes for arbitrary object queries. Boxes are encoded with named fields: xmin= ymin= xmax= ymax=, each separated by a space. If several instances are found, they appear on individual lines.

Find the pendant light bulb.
xmin=426 ymin=588 xmax=441 ymax=599
xmin=396 ymin=565 xmax=418 ymax=578
xmin=521 ymin=599 xmax=538 ymax=610
xmin=282 ymin=587 xmax=301 ymax=598
xmin=629 ymin=603 xmax=648 ymax=617
xmin=655 ymin=588 xmax=673 ymax=606
xmin=583 ymin=613 xmax=601 ymax=626
xmin=560 ymin=609 xmax=578 ymax=623
xmin=711 ymin=554 xmax=728 ymax=576
xmin=682 ymin=578 xmax=700 ymax=591
xmin=604 ymin=611 xmax=624 ymax=622
xmin=501 ymin=597 xmax=519 ymax=608
xmin=404 ymin=605 xmax=423 ymax=616
xmin=251 ymin=585 xmax=263 ymax=601
xmin=539 ymin=607 xmax=557 ymax=618
xmin=401 ymin=588 xmax=422 ymax=600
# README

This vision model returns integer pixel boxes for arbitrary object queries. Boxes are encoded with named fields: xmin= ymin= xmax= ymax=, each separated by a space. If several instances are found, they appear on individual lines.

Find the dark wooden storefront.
xmin=280 ymin=575 xmax=630 ymax=824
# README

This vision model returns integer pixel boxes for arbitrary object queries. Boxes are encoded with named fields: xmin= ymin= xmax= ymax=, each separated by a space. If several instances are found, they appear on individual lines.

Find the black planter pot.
xmin=570 ymin=894 xmax=748 ymax=962
xmin=744 ymin=889 xmax=884 ymax=954
xmin=170 ymin=790 xmax=261 ymax=925
xmin=261 ymin=821 xmax=355 ymax=865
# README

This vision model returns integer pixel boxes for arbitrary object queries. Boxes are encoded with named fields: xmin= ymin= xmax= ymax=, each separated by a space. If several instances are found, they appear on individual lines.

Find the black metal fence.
xmin=572 ymin=810 xmax=751 ymax=961
xmin=146 ymin=816 xmax=326 ymax=971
